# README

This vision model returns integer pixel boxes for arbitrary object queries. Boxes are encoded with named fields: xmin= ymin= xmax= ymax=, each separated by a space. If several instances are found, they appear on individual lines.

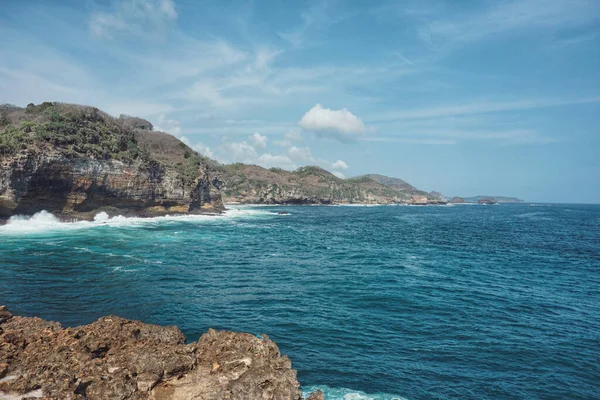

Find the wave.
xmin=333 ymin=204 xmax=388 ymax=207
xmin=0 ymin=207 xmax=279 ymax=235
xmin=302 ymin=385 xmax=408 ymax=400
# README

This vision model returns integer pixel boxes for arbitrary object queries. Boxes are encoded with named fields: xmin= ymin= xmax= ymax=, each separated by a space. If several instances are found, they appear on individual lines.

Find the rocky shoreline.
xmin=0 ymin=306 xmax=323 ymax=400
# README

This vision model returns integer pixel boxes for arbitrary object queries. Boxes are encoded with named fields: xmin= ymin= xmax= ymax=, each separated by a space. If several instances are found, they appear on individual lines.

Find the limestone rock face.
xmin=0 ymin=307 xmax=309 ymax=400
xmin=0 ymin=152 xmax=223 ymax=219
xmin=450 ymin=196 xmax=466 ymax=204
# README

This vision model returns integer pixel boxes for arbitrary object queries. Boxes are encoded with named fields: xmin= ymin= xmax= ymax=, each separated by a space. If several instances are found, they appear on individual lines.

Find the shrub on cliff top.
xmin=0 ymin=102 xmax=142 ymax=161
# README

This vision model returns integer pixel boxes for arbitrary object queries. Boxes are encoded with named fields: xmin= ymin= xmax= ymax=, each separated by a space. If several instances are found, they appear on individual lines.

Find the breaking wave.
xmin=0 ymin=207 xmax=279 ymax=235
xmin=302 ymin=385 xmax=407 ymax=400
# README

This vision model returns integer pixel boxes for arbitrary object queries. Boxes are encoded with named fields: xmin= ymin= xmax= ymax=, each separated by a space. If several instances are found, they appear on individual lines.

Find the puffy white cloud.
xmin=299 ymin=104 xmax=371 ymax=141
xmin=154 ymin=114 xmax=181 ymax=136
xmin=287 ymin=146 xmax=313 ymax=162
xmin=331 ymin=160 xmax=349 ymax=170
xmin=258 ymin=154 xmax=297 ymax=170
xmin=274 ymin=130 xmax=304 ymax=147
xmin=249 ymin=133 xmax=268 ymax=149
xmin=219 ymin=141 xmax=258 ymax=163
xmin=180 ymin=134 xmax=346 ymax=174
xmin=192 ymin=142 xmax=215 ymax=159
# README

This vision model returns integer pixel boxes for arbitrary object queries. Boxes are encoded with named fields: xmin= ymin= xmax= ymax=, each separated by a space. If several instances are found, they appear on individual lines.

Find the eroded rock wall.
xmin=0 ymin=152 xmax=223 ymax=219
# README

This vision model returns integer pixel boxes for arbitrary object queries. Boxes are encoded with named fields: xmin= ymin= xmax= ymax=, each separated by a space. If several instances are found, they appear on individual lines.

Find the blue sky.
xmin=1 ymin=0 xmax=599 ymax=202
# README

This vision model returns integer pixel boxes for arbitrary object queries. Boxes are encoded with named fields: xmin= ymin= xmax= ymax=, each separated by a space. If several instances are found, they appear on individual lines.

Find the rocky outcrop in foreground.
xmin=0 ymin=306 xmax=315 ymax=400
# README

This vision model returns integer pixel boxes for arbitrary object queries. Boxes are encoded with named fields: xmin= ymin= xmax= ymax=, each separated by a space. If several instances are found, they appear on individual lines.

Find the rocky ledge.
xmin=0 ymin=306 xmax=323 ymax=400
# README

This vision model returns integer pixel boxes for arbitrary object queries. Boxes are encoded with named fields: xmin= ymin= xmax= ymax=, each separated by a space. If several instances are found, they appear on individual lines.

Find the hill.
xmin=218 ymin=165 xmax=442 ymax=205
xmin=0 ymin=102 xmax=223 ymax=219
xmin=358 ymin=174 xmax=415 ymax=191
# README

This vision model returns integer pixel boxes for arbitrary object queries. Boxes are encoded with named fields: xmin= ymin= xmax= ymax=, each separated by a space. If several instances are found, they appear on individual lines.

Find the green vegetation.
xmin=0 ymin=101 xmax=220 ymax=186
xmin=0 ymin=102 xmax=142 ymax=162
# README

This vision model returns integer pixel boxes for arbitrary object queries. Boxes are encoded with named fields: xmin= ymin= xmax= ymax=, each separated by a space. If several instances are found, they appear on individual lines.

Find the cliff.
xmin=218 ymin=165 xmax=445 ymax=205
xmin=0 ymin=306 xmax=320 ymax=400
xmin=0 ymin=102 xmax=223 ymax=220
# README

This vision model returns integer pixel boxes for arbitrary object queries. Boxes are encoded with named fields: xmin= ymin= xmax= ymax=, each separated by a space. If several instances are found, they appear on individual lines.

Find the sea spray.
xmin=0 ymin=206 xmax=279 ymax=235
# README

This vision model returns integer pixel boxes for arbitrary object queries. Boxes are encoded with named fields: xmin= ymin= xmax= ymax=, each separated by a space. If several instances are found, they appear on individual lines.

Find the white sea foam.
xmin=333 ymin=203 xmax=388 ymax=207
xmin=302 ymin=385 xmax=407 ymax=400
xmin=0 ymin=206 xmax=278 ymax=235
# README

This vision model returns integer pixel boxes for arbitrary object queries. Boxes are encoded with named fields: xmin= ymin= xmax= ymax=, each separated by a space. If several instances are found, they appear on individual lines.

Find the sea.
xmin=1 ymin=203 xmax=599 ymax=399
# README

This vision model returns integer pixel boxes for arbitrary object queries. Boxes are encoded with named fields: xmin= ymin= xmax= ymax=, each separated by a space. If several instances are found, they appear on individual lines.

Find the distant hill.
xmin=357 ymin=174 xmax=415 ymax=191
xmin=462 ymin=196 xmax=524 ymax=203
xmin=218 ymin=165 xmax=437 ymax=204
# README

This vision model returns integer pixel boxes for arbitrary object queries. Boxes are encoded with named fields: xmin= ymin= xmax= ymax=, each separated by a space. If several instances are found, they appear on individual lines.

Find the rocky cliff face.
xmin=0 ymin=103 xmax=223 ymax=219
xmin=0 ymin=152 xmax=222 ymax=219
xmin=0 ymin=306 xmax=313 ymax=400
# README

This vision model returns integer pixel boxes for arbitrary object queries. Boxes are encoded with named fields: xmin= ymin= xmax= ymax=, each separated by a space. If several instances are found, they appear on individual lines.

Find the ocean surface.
xmin=1 ymin=204 xmax=599 ymax=399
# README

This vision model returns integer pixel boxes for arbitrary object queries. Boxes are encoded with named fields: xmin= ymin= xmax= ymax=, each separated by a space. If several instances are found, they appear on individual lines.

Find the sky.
xmin=1 ymin=0 xmax=599 ymax=203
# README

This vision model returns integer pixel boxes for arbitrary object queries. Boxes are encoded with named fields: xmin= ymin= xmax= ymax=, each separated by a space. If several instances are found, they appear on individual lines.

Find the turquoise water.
xmin=1 ymin=204 xmax=599 ymax=399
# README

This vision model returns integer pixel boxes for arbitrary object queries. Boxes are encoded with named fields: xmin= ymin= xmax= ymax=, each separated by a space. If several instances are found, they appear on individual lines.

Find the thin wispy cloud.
xmin=89 ymin=0 xmax=177 ymax=39
xmin=420 ymin=0 xmax=600 ymax=45
xmin=369 ymin=96 xmax=600 ymax=122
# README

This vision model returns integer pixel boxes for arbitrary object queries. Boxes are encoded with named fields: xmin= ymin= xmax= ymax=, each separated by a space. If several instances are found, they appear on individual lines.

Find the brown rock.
xmin=0 ymin=308 xmax=304 ymax=400
xmin=307 ymin=390 xmax=325 ymax=400
xmin=151 ymin=329 xmax=302 ymax=400
xmin=0 ymin=305 xmax=12 ymax=324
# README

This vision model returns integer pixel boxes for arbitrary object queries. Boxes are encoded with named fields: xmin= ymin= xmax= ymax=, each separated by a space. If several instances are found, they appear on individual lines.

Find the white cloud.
xmin=192 ymin=135 xmax=349 ymax=173
xmin=332 ymin=160 xmax=349 ymax=170
xmin=361 ymin=137 xmax=457 ymax=145
xmin=249 ymin=133 xmax=268 ymax=149
xmin=218 ymin=141 xmax=259 ymax=164
xmin=369 ymin=96 xmax=600 ymax=122
xmin=299 ymin=104 xmax=372 ymax=141
xmin=284 ymin=130 xmax=303 ymax=141
xmin=177 ymin=135 xmax=190 ymax=145
xmin=154 ymin=114 xmax=181 ymax=136
xmin=254 ymin=48 xmax=282 ymax=70
xmin=89 ymin=0 xmax=177 ymax=39
xmin=274 ymin=130 xmax=303 ymax=147
xmin=192 ymin=142 xmax=215 ymax=159
xmin=420 ymin=0 xmax=600 ymax=47
xmin=257 ymin=154 xmax=297 ymax=170
xmin=287 ymin=146 xmax=313 ymax=162
xmin=103 ymin=102 xmax=174 ymax=118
